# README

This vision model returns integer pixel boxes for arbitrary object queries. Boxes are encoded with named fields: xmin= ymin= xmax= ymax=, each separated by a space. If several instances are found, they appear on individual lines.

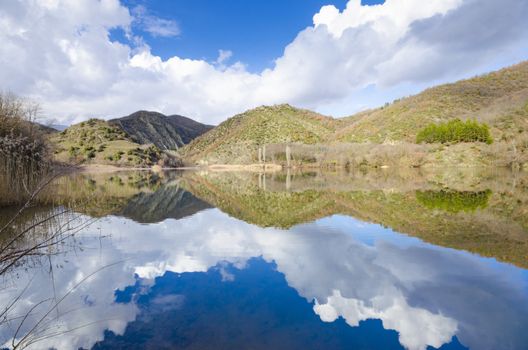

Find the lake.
xmin=1 ymin=168 xmax=527 ymax=349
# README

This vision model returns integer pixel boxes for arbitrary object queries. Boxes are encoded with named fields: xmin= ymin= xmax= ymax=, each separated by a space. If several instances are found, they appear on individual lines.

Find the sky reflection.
xmin=1 ymin=206 xmax=527 ymax=350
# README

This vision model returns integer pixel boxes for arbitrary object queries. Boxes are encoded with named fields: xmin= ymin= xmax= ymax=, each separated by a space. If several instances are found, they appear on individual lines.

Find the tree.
xmin=416 ymin=118 xmax=493 ymax=144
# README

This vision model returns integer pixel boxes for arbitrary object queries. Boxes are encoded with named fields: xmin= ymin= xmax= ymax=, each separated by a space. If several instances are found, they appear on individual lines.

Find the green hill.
xmin=109 ymin=110 xmax=213 ymax=150
xmin=50 ymin=118 xmax=169 ymax=167
xmin=50 ymin=109 xmax=213 ymax=167
xmin=336 ymin=61 xmax=528 ymax=143
xmin=50 ymin=110 xmax=212 ymax=167
xmin=182 ymin=104 xmax=338 ymax=164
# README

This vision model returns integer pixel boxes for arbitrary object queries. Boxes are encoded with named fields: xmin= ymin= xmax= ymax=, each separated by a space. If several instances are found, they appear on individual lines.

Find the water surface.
xmin=1 ymin=169 xmax=527 ymax=350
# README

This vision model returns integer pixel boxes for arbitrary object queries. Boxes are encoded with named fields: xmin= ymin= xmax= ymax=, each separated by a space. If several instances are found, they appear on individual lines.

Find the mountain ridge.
xmin=50 ymin=111 xmax=212 ymax=166
xmin=109 ymin=110 xmax=213 ymax=150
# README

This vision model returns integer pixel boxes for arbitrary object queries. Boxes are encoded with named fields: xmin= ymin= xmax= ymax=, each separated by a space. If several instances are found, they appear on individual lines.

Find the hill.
xmin=182 ymin=104 xmax=338 ymax=164
xmin=336 ymin=61 xmax=528 ymax=143
xmin=33 ymin=122 xmax=59 ymax=134
xmin=50 ymin=118 xmax=174 ymax=167
xmin=49 ymin=109 xmax=213 ymax=167
xmin=181 ymin=62 xmax=528 ymax=167
xmin=109 ymin=110 xmax=213 ymax=150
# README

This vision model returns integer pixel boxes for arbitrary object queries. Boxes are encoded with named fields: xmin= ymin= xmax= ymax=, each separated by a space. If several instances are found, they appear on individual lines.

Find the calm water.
xmin=1 ymin=169 xmax=528 ymax=349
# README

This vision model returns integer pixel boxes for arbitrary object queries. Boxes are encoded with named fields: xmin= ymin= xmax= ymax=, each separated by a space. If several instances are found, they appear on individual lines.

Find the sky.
xmin=0 ymin=0 xmax=527 ymax=125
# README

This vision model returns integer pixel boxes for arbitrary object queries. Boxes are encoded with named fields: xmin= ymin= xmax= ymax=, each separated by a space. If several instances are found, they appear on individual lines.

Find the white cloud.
xmin=215 ymin=49 xmax=233 ymax=65
xmin=313 ymin=290 xmax=457 ymax=350
xmin=131 ymin=5 xmax=180 ymax=38
xmin=0 ymin=0 xmax=526 ymax=125
xmin=313 ymin=0 xmax=462 ymax=39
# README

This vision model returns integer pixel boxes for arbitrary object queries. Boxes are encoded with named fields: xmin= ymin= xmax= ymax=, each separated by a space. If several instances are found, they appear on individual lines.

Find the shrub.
xmin=86 ymin=149 xmax=96 ymax=159
xmin=274 ymin=152 xmax=287 ymax=161
xmin=114 ymin=151 xmax=124 ymax=161
xmin=416 ymin=119 xmax=493 ymax=144
xmin=68 ymin=146 xmax=79 ymax=157
xmin=145 ymin=146 xmax=161 ymax=163
xmin=297 ymin=154 xmax=317 ymax=163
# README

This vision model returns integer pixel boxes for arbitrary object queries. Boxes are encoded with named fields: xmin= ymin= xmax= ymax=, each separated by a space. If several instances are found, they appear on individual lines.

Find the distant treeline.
xmin=416 ymin=119 xmax=493 ymax=144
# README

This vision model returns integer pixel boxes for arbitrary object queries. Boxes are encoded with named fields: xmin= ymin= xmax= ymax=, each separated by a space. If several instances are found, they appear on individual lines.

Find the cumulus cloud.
xmin=0 ymin=0 xmax=526 ymax=125
xmin=313 ymin=290 xmax=457 ymax=350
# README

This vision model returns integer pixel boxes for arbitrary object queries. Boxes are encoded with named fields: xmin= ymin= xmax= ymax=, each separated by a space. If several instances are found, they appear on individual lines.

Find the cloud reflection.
xmin=1 ymin=209 xmax=527 ymax=350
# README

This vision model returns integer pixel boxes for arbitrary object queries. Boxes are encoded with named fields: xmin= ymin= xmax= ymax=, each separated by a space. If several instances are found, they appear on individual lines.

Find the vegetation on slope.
xmin=50 ymin=118 xmax=175 ymax=167
xmin=109 ymin=110 xmax=213 ymax=150
xmin=336 ymin=61 xmax=528 ymax=143
xmin=182 ymin=104 xmax=337 ymax=164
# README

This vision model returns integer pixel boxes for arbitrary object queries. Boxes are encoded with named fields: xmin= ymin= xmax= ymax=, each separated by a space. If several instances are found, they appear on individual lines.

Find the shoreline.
xmin=57 ymin=162 xmax=285 ymax=174
xmin=64 ymin=163 xmax=184 ymax=174
xmin=206 ymin=163 xmax=283 ymax=172
xmin=54 ymin=161 xmax=526 ymax=175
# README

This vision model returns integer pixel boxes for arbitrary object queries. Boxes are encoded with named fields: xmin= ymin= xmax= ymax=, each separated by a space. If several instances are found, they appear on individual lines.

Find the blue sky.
xmin=114 ymin=0 xmax=383 ymax=72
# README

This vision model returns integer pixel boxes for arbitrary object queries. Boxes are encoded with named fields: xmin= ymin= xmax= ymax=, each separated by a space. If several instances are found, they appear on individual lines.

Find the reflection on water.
xmin=415 ymin=189 xmax=492 ymax=213
xmin=0 ymin=168 xmax=527 ymax=349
